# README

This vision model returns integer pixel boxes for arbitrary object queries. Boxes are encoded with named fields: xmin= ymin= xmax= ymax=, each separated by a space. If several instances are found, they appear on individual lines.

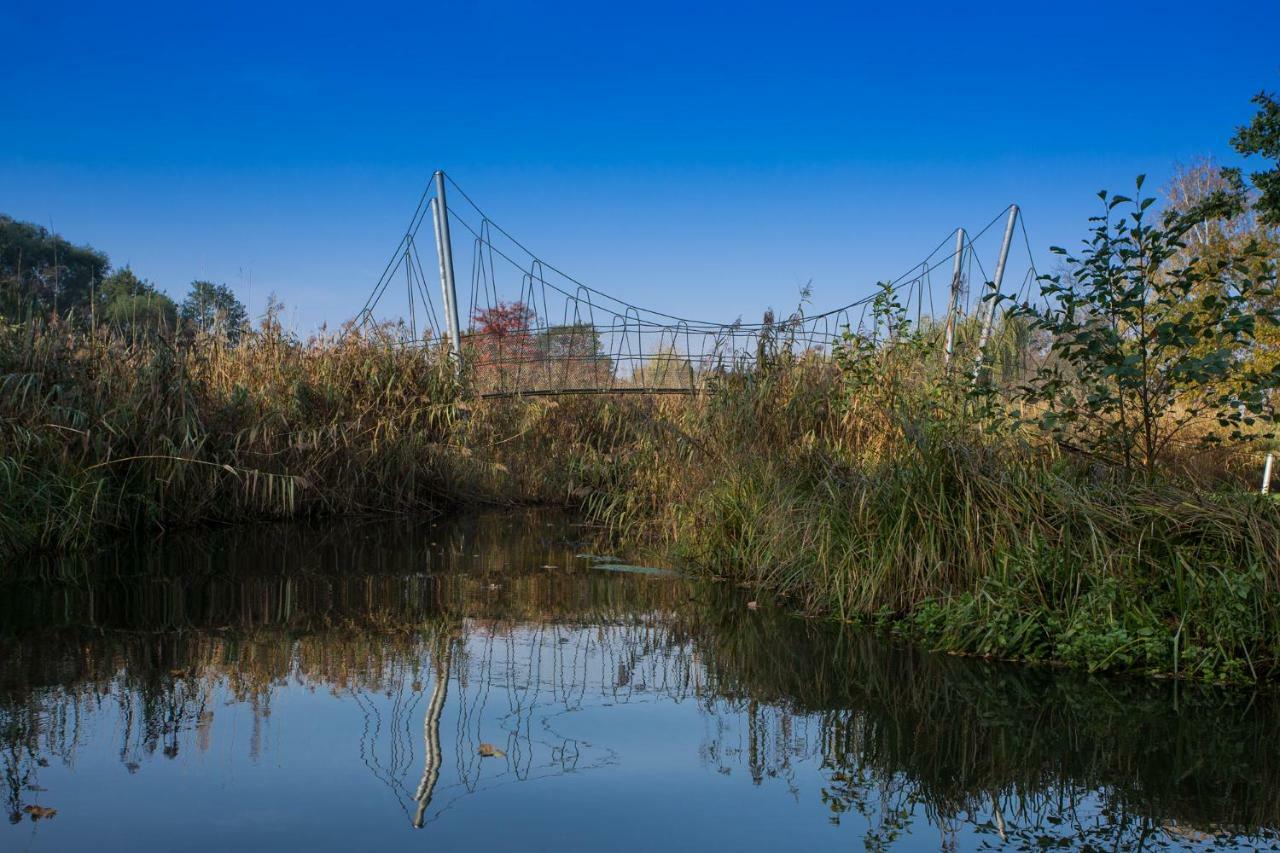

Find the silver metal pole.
xmin=405 ymin=245 xmax=417 ymax=343
xmin=430 ymin=171 xmax=463 ymax=367
xmin=430 ymin=197 xmax=448 ymax=331
xmin=943 ymin=227 xmax=965 ymax=368
xmin=972 ymin=205 xmax=1019 ymax=383
xmin=1263 ymin=453 xmax=1274 ymax=495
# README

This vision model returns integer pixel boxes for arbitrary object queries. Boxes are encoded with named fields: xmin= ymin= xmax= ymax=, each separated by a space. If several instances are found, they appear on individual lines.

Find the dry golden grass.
xmin=0 ymin=317 xmax=463 ymax=556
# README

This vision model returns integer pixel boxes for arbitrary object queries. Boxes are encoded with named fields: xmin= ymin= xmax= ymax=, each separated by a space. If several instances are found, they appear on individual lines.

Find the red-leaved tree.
xmin=468 ymin=301 xmax=538 ymax=388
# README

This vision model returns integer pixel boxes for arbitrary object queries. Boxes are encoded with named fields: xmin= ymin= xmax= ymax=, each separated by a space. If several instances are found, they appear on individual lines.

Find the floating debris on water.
xmin=576 ymin=555 xmax=678 ymax=577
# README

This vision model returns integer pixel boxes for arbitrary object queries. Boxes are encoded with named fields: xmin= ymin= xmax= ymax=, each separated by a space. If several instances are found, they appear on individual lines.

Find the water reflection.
xmin=1 ymin=512 xmax=1277 ymax=850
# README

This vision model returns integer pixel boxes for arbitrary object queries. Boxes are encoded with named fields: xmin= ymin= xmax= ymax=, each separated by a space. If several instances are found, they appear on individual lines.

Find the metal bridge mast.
xmin=942 ymin=227 xmax=965 ymax=368
xmin=972 ymin=205 xmax=1019 ymax=383
xmin=431 ymin=170 xmax=463 ymax=371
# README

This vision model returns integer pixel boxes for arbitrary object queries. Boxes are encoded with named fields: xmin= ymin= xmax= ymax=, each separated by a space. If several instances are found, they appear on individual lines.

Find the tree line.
xmin=0 ymin=217 xmax=249 ymax=341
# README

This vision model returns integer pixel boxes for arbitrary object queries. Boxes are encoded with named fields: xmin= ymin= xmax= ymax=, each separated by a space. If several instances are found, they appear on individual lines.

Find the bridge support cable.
xmin=359 ymin=173 xmax=1040 ymax=398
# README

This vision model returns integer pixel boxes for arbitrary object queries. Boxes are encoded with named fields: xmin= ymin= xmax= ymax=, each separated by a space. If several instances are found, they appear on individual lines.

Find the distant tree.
xmin=98 ymin=267 xmax=177 ymax=337
xmin=0 ymin=214 xmax=109 ymax=318
xmin=180 ymin=280 xmax=249 ymax=342
xmin=539 ymin=322 xmax=612 ymax=386
xmin=466 ymin=301 xmax=537 ymax=390
xmin=539 ymin=323 xmax=605 ymax=360
xmin=641 ymin=345 xmax=694 ymax=389
xmin=1164 ymin=159 xmax=1280 ymax=378
xmin=1164 ymin=158 xmax=1260 ymax=255
xmin=1230 ymin=89 xmax=1280 ymax=225
xmin=470 ymin=301 xmax=538 ymax=363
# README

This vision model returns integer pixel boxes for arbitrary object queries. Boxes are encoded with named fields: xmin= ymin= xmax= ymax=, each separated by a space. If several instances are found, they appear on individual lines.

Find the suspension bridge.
xmin=356 ymin=172 xmax=1040 ymax=397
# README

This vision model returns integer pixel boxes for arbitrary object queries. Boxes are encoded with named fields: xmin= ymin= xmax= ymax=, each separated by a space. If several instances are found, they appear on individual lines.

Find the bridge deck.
xmin=477 ymin=386 xmax=701 ymax=399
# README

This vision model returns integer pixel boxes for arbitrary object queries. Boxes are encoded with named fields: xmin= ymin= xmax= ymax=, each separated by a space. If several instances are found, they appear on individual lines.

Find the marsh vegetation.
xmin=3 ymin=92 xmax=1280 ymax=684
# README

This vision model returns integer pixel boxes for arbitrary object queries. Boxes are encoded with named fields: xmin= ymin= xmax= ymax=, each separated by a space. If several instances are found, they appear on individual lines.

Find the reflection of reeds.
xmin=694 ymin=600 xmax=1280 ymax=844
xmin=3 ymin=513 xmax=1279 ymax=846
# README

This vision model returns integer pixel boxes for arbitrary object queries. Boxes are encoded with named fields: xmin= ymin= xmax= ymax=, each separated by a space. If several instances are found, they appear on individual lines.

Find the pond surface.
xmin=1 ymin=511 xmax=1278 ymax=851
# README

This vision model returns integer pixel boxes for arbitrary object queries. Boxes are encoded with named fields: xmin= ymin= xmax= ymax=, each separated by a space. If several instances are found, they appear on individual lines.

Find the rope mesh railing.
xmin=357 ymin=172 xmax=1042 ymax=397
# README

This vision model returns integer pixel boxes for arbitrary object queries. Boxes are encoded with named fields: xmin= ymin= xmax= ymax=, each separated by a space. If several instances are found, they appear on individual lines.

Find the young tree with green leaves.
xmin=1010 ymin=177 xmax=1280 ymax=475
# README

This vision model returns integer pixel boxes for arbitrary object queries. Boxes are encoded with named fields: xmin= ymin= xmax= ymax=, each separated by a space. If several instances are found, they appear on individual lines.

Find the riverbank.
xmin=570 ymin=366 xmax=1280 ymax=684
xmin=3 ymin=320 xmax=1278 ymax=684
xmin=0 ymin=318 xmax=467 ymax=557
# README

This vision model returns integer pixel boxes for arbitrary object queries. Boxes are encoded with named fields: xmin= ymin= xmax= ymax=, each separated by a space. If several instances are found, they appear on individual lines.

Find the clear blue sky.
xmin=3 ymin=1 xmax=1278 ymax=331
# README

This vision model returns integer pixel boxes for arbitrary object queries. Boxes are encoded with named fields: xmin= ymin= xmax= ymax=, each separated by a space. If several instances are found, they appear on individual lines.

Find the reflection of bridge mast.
xmin=413 ymin=634 xmax=453 ymax=828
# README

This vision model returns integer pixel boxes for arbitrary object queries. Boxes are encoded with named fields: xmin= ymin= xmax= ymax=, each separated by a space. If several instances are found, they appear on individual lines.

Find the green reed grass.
xmin=4 ymin=313 xmax=1278 ymax=682
xmin=562 ymin=355 xmax=1280 ymax=683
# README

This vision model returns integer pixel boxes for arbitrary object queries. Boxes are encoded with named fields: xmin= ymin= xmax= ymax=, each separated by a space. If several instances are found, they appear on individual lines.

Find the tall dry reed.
xmin=0 ymin=316 xmax=463 ymax=557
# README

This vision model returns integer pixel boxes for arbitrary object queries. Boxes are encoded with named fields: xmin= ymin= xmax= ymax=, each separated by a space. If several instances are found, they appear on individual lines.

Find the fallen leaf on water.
xmin=23 ymin=805 xmax=57 ymax=821
xmin=477 ymin=743 xmax=506 ymax=758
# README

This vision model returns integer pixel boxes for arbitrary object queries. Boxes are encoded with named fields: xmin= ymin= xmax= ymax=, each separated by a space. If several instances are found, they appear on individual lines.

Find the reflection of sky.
xmin=2 ymin=616 xmax=1262 ymax=851
xmin=2 ymin=510 xmax=1276 ymax=850
xmin=0 ymin=624 xmax=854 ymax=851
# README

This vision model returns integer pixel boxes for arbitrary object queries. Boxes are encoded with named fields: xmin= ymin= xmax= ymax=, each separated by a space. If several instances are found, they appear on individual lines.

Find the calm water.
xmin=1 ymin=512 xmax=1278 ymax=851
